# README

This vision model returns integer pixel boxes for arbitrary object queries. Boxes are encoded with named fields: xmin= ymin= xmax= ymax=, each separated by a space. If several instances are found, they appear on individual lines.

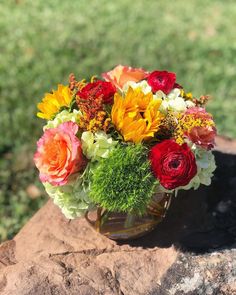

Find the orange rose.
xmin=34 ymin=121 xmax=84 ymax=186
xmin=102 ymin=64 xmax=148 ymax=89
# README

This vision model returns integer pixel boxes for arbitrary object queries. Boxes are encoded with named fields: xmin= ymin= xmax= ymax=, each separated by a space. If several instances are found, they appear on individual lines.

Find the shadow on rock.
xmin=118 ymin=150 xmax=236 ymax=254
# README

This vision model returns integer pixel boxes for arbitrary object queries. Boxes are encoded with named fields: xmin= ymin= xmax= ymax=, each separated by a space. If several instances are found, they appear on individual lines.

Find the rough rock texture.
xmin=0 ymin=201 xmax=178 ymax=295
xmin=0 ymin=136 xmax=236 ymax=295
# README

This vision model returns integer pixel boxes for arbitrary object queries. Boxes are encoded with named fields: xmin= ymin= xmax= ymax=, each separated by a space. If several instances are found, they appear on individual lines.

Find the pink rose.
xmin=34 ymin=121 xmax=85 ymax=186
xmin=102 ymin=64 xmax=148 ymax=89
xmin=185 ymin=107 xmax=216 ymax=150
xmin=185 ymin=107 xmax=213 ymax=120
xmin=187 ymin=126 xmax=216 ymax=150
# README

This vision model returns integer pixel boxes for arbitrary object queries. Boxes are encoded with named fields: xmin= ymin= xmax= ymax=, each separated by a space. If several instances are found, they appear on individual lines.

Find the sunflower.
xmin=111 ymin=87 xmax=164 ymax=143
xmin=37 ymin=84 xmax=72 ymax=120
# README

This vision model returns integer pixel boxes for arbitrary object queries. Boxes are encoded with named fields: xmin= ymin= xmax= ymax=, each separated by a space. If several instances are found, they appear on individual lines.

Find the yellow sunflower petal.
xmin=36 ymin=85 xmax=72 ymax=120
xmin=111 ymin=87 xmax=164 ymax=143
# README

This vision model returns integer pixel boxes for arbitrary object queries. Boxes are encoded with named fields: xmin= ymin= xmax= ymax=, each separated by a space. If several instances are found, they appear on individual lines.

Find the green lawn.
xmin=0 ymin=0 xmax=236 ymax=241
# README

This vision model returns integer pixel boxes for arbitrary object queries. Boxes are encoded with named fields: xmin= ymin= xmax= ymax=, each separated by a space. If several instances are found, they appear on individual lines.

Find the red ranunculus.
xmin=149 ymin=140 xmax=197 ymax=190
xmin=147 ymin=70 xmax=176 ymax=94
xmin=77 ymin=80 xmax=116 ymax=104
xmin=173 ymin=82 xmax=183 ymax=89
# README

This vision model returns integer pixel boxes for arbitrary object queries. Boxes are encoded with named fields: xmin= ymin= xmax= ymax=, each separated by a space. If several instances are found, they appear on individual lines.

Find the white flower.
xmin=123 ymin=80 xmax=152 ymax=94
xmin=158 ymin=99 xmax=169 ymax=110
xmin=155 ymin=90 xmax=166 ymax=99
xmin=179 ymin=147 xmax=216 ymax=191
xmin=167 ymin=88 xmax=181 ymax=100
xmin=168 ymin=96 xmax=188 ymax=112
xmin=186 ymin=100 xmax=195 ymax=108
xmin=81 ymin=131 xmax=117 ymax=162
xmin=44 ymin=109 xmax=81 ymax=130
xmin=159 ymin=88 xmax=195 ymax=113
xmin=44 ymin=174 xmax=93 ymax=219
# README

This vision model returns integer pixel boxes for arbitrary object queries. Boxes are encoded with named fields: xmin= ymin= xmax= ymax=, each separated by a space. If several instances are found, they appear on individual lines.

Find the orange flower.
xmin=34 ymin=122 xmax=85 ymax=186
xmin=102 ymin=65 xmax=148 ymax=89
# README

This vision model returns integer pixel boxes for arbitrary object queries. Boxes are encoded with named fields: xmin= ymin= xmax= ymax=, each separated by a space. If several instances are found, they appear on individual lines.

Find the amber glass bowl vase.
xmin=85 ymin=193 xmax=172 ymax=240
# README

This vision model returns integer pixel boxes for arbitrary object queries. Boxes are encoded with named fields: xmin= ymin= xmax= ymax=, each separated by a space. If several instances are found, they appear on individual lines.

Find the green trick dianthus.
xmin=89 ymin=144 xmax=158 ymax=214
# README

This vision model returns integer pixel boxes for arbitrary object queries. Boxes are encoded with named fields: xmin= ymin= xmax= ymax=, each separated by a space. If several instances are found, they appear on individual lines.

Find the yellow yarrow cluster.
xmin=180 ymin=89 xmax=193 ymax=100
xmin=174 ymin=114 xmax=215 ymax=145
xmin=78 ymin=110 xmax=110 ymax=132
xmin=111 ymin=87 xmax=164 ymax=143
xmin=72 ymin=76 xmax=97 ymax=91
xmin=37 ymin=84 xmax=72 ymax=120
xmin=87 ymin=111 xmax=106 ymax=131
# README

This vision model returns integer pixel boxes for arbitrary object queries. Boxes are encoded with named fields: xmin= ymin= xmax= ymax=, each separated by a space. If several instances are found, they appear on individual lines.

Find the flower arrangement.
xmin=34 ymin=65 xmax=217 ymax=221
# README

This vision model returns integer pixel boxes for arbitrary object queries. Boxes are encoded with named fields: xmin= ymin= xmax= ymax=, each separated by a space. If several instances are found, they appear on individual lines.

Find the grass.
xmin=0 ymin=0 xmax=236 ymax=241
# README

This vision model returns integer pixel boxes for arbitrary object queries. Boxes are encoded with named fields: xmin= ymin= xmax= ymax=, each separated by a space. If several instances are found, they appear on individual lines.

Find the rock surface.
xmin=0 ymin=135 xmax=236 ymax=295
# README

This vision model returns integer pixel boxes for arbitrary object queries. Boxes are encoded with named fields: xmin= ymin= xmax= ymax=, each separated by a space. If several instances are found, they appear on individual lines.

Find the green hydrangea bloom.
xmin=189 ymin=147 xmax=216 ymax=189
xmin=81 ymin=131 xmax=117 ymax=162
xmin=44 ymin=109 xmax=81 ymax=130
xmin=43 ymin=173 xmax=93 ymax=219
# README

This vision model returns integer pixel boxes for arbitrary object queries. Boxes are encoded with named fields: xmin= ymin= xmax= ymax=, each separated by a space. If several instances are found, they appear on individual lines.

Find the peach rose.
xmin=185 ymin=107 xmax=217 ymax=150
xmin=102 ymin=64 xmax=148 ymax=89
xmin=187 ymin=125 xmax=216 ymax=150
xmin=185 ymin=107 xmax=213 ymax=120
xmin=34 ymin=121 xmax=84 ymax=186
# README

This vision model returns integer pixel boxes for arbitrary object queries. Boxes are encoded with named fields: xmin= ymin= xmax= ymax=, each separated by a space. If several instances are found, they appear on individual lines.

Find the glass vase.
xmin=85 ymin=193 xmax=172 ymax=240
